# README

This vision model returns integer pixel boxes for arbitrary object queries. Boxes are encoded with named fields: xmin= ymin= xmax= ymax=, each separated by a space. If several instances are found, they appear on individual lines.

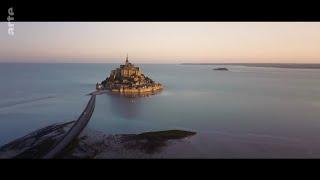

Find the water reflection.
xmin=106 ymin=90 xmax=162 ymax=119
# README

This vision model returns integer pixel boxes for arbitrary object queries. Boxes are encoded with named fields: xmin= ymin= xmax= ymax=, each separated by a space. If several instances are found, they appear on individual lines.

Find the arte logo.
xmin=8 ymin=7 xmax=14 ymax=36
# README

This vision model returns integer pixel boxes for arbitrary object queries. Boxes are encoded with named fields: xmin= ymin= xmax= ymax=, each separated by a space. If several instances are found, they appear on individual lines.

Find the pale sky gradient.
xmin=1 ymin=22 xmax=320 ymax=63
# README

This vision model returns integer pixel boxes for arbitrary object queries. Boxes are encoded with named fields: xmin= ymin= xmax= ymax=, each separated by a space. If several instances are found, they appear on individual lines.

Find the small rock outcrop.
xmin=213 ymin=67 xmax=229 ymax=71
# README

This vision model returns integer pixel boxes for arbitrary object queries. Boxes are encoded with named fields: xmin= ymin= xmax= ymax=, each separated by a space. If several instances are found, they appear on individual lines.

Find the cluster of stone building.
xmin=96 ymin=55 xmax=162 ymax=93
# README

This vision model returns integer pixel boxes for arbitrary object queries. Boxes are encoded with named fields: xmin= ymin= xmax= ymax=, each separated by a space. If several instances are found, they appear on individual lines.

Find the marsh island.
xmin=213 ymin=67 xmax=229 ymax=71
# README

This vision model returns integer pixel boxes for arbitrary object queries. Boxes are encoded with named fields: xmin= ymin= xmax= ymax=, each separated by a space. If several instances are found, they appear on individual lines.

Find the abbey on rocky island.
xmin=96 ymin=55 xmax=163 ymax=94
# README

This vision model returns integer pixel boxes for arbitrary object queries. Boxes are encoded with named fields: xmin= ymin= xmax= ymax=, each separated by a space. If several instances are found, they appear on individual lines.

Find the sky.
xmin=1 ymin=22 xmax=320 ymax=64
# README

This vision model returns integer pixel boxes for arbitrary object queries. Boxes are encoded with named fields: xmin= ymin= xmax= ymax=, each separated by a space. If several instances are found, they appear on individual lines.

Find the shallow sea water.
xmin=1 ymin=63 xmax=320 ymax=158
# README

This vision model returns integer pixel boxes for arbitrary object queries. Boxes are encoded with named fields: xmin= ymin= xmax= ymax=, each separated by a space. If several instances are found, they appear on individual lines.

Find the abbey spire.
xmin=125 ymin=54 xmax=129 ymax=65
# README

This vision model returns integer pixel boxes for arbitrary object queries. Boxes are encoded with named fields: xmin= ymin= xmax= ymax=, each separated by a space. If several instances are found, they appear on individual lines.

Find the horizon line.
xmin=1 ymin=61 xmax=320 ymax=65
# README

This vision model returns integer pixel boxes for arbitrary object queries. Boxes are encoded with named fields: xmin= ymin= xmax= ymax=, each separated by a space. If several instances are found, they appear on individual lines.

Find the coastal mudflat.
xmin=2 ymin=119 xmax=316 ymax=158
xmin=0 ymin=121 xmax=196 ymax=159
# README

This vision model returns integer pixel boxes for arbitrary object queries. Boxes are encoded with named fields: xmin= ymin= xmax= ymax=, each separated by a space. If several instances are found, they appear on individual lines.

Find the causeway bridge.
xmin=43 ymin=95 xmax=96 ymax=159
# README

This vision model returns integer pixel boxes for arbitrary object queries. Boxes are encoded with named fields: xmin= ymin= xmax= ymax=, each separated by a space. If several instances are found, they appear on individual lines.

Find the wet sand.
xmin=2 ymin=119 xmax=319 ymax=158
xmin=0 ymin=120 xmax=196 ymax=159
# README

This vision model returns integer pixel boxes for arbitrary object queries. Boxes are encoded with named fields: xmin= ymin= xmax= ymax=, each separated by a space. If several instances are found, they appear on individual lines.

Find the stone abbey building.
xmin=110 ymin=56 xmax=142 ymax=81
xmin=97 ymin=55 xmax=162 ymax=94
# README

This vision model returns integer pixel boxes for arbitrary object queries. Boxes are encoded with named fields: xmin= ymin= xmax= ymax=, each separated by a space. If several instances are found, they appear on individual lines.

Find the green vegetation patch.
xmin=137 ymin=130 xmax=196 ymax=141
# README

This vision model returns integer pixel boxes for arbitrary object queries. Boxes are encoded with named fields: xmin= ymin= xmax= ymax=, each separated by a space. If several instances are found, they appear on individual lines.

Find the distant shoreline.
xmin=181 ymin=63 xmax=320 ymax=69
xmin=1 ymin=62 xmax=320 ymax=69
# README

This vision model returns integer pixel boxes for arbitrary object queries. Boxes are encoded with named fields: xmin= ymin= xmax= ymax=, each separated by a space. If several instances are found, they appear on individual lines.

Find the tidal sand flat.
xmin=0 ymin=121 xmax=75 ymax=159
xmin=0 ymin=121 xmax=196 ymax=159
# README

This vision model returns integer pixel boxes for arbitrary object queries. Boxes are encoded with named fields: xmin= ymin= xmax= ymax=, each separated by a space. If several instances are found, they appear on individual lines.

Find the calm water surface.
xmin=1 ymin=63 xmax=320 ymax=158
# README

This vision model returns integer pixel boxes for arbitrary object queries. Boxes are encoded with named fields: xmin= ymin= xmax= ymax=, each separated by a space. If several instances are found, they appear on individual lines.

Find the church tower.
xmin=125 ymin=54 xmax=129 ymax=65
